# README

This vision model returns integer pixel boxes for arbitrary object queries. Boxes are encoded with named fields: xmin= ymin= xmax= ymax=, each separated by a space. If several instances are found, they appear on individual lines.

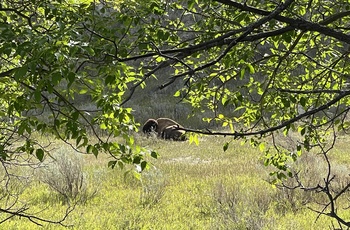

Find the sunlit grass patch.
xmin=1 ymin=133 xmax=350 ymax=229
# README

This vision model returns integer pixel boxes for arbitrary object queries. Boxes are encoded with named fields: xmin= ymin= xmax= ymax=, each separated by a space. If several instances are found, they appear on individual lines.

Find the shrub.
xmin=39 ymin=148 xmax=97 ymax=204
xmin=140 ymin=168 xmax=167 ymax=208
xmin=212 ymin=179 xmax=274 ymax=230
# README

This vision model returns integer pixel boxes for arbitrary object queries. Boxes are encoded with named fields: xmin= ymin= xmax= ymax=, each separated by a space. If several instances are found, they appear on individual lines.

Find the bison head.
xmin=142 ymin=119 xmax=158 ymax=134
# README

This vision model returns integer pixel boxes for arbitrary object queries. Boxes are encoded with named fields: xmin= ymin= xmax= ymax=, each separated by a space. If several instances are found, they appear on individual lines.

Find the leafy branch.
xmin=179 ymin=90 xmax=350 ymax=138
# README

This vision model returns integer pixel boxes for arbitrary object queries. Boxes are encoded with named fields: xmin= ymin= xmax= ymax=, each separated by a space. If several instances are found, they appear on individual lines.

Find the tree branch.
xmin=0 ymin=68 xmax=16 ymax=78
xmin=179 ymin=90 xmax=350 ymax=138
xmin=215 ymin=0 xmax=350 ymax=44
xmin=0 ymin=204 xmax=75 ymax=227
xmin=122 ymin=0 xmax=295 ymax=104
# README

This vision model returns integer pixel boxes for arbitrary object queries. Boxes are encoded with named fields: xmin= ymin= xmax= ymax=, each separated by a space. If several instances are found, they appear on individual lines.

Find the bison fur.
xmin=161 ymin=125 xmax=187 ymax=141
xmin=142 ymin=118 xmax=182 ymax=135
xmin=142 ymin=118 xmax=186 ymax=141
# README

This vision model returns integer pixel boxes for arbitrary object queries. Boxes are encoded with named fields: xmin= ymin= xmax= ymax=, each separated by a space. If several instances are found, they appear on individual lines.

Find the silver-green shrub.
xmin=39 ymin=148 xmax=96 ymax=203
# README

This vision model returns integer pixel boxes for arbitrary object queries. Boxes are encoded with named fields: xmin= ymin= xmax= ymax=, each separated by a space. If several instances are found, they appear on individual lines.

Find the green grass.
xmin=1 ymin=134 xmax=348 ymax=229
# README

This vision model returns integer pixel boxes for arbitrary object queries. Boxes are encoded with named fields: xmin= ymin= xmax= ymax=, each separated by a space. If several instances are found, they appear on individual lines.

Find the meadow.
xmin=2 ymin=133 xmax=350 ymax=229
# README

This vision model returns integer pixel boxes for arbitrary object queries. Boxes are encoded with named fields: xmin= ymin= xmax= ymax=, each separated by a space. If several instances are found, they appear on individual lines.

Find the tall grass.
xmin=1 ymin=134 xmax=348 ymax=229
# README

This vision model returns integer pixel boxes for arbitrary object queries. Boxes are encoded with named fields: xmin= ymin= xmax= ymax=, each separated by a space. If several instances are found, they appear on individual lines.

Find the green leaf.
xmin=188 ymin=0 xmax=196 ymax=9
xmin=174 ymin=90 xmax=181 ymax=97
xmin=79 ymin=89 xmax=88 ymax=94
xmin=67 ymin=72 xmax=76 ymax=86
xmin=108 ymin=160 xmax=117 ymax=168
xmin=133 ymin=156 xmax=141 ymax=164
xmin=76 ymin=136 xmax=88 ymax=148
xmin=156 ymin=30 xmax=163 ymax=40
xmin=14 ymin=65 xmax=28 ymax=80
xmin=133 ymin=170 xmax=141 ymax=180
xmin=100 ymin=123 xmax=107 ymax=130
xmin=221 ymin=96 xmax=229 ymax=106
xmin=151 ymin=151 xmax=158 ymax=159
xmin=72 ymin=111 xmax=79 ymax=120
xmin=300 ymin=97 xmax=307 ymax=107
xmin=259 ymin=142 xmax=265 ymax=152
xmin=240 ymin=68 xmax=246 ymax=79
xmin=277 ymin=172 xmax=287 ymax=180
xmin=92 ymin=146 xmax=98 ymax=157
xmin=0 ymin=145 xmax=8 ymax=160
xmin=283 ymin=33 xmax=292 ymax=43
xmin=86 ymin=145 xmax=93 ymax=154
xmin=229 ymin=123 xmax=234 ymax=132
xmin=34 ymin=89 xmax=41 ymax=102
xmin=247 ymin=63 xmax=255 ymax=74
xmin=105 ymin=75 xmax=115 ymax=85
xmin=85 ymin=47 xmax=95 ymax=56
xmin=189 ymin=134 xmax=199 ymax=146
xmin=35 ymin=149 xmax=44 ymax=161
xmin=141 ymin=161 xmax=148 ymax=171
xmin=296 ymin=144 xmax=302 ymax=156
xmin=223 ymin=142 xmax=229 ymax=152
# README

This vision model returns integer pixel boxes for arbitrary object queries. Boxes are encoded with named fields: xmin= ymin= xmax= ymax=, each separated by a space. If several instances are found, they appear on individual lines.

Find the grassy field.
xmin=1 ymin=133 xmax=350 ymax=229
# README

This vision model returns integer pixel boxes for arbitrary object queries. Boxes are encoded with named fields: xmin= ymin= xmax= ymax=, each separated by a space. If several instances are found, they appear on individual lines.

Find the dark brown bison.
xmin=142 ymin=118 xmax=182 ymax=135
xmin=161 ymin=125 xmax=187 ymax=141
xmin=142 ymin=118 xmax=186 ymax=141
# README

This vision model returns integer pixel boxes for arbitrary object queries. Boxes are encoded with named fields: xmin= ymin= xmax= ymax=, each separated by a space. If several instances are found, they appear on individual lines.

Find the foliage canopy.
xmin=1 ymin=0 xmax=350 ymax=226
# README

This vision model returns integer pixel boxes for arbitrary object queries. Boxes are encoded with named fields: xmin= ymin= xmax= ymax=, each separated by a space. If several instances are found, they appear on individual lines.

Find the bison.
xmin=161 ymin=125 xmax=187 ymax=141
xmin=142 ymin=118 xmax=186 ymax=141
